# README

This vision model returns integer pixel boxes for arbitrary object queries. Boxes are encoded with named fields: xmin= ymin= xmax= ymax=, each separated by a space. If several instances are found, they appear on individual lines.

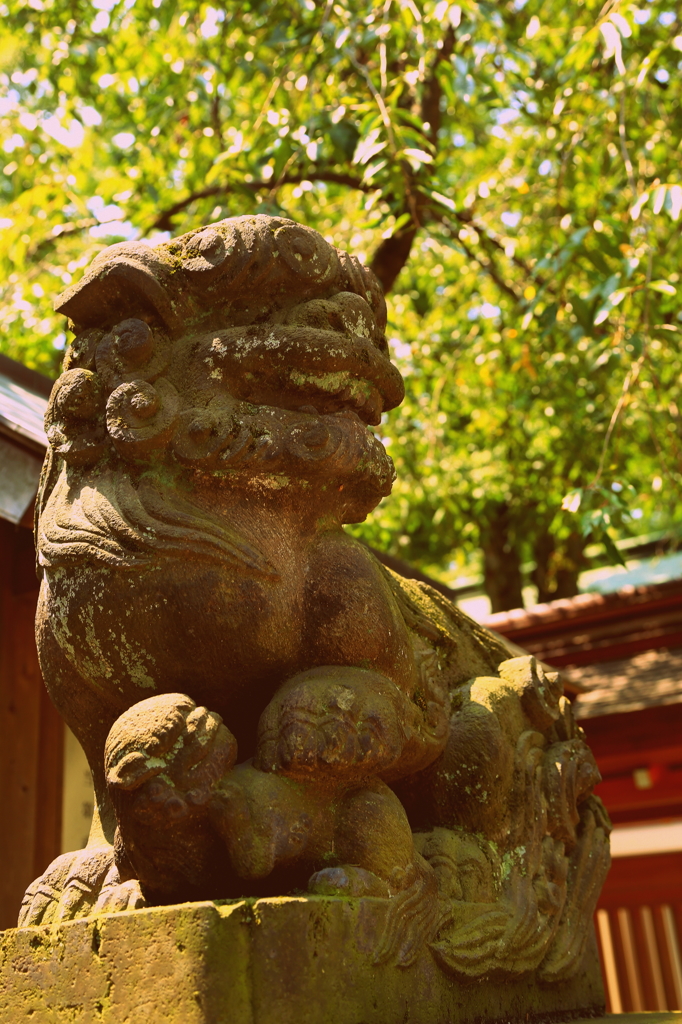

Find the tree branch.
xmin=422 ymin=25 xmax=456 ymax=148
xmin=369 ymin=225 xmax=420 ymax=293
xmin=456 ymin=210 xmax=553 ymax=293
xmin=369 ymin=26 xmax=457 ymax=293
xmin=150 ymin=170 xmax=371 ymax=232
xmin=28 ymin=217 xmax=98 ymax=261
xmin=451 ymin=231 xmax=522 ymax=303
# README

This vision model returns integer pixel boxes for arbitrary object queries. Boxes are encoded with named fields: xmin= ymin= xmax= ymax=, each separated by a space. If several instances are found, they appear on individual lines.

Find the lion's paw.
xmin=255 ymin=667 xmax=405 ymax=779
xmin=308 ymin=865 xmax=390 ymax=898
xmin=18 ymin=846 xmax=145 ymax=927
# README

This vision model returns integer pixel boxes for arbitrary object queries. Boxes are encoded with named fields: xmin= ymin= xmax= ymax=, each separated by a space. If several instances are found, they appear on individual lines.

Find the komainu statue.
xmin=21 ymin=216 xmax=610 ymax=979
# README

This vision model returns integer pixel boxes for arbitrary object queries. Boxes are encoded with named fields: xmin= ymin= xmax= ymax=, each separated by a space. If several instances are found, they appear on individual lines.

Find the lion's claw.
xmin=18 ymin=846 xmax=145 ymax=927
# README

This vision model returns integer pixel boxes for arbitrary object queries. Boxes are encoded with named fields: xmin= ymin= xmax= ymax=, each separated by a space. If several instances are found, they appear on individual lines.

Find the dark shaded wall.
xmin=0 ymin=517 xmax=63 ymax=929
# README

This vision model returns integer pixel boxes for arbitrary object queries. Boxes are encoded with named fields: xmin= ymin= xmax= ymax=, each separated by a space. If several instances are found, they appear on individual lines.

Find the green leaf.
xmin=600 ymin=529 xmax=627 ymax=568
xmin=353 ymin=132 xmax=388 ymax=166
xmin=562 ymin=489 xmax=582 ymax=513
xmin=570 ymin=294 xmax=595 ymax=333
xmin=426 ymin=189 xmax=456 ymax=212
xmin=648 ymin=280 xmax=677 ymax=296
xmin=329 ymin=121 xmax=359 ymax=161
xmin=402 ymin=148 xmax=434 ymax=169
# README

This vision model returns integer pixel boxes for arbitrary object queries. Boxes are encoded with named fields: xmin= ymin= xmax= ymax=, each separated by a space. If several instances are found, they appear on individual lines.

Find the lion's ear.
xmin=106 ymin=750 xmax=161 ymax=791
xmin=54 ymin=242 xmax=185 ymax=335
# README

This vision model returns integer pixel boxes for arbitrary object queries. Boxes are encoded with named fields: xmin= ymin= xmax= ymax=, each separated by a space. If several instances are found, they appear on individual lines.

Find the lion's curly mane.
xmin=37 ymin=215 xmax=404 ymax=575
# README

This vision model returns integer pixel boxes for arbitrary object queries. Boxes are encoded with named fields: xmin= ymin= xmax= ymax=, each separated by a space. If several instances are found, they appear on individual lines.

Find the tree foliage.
xmin=1 ymin=0 xmax=681 ymax=608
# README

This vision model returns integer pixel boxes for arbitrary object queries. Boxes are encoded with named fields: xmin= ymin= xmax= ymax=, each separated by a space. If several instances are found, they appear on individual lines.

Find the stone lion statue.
xmin=20 ymin=215 xmax=609 ymax=978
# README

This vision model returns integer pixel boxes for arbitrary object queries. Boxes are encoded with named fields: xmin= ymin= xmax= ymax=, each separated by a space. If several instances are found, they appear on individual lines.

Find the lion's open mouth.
xmin=200 ymin=324 xmax=404 ymax=428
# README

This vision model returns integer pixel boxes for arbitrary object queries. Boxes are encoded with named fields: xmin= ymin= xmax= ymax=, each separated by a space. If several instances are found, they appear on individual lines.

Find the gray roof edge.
xmin=0 ymin=415 xmax=47 ymax=454
xmin=0 ymin=352 xmax=54 ymax=399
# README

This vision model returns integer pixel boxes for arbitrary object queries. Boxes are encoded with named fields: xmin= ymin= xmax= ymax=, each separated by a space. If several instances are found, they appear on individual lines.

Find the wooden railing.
xmin=596 ymin=850 xmax=682 ymax=1011
xmin=596 ymin=904 xmax=682 ymax=1011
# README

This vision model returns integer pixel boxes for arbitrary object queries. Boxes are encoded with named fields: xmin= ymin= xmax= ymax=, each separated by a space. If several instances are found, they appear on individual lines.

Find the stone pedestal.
xmin=0 ymin=896 xmax=605 ymax=1024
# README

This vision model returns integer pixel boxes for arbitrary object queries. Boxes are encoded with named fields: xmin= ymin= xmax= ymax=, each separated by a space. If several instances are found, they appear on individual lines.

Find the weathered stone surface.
xmin=14 ymin=215 xmax=611 ymax=1009
xmin=1 ymin=897 xmax=605 ymax=1024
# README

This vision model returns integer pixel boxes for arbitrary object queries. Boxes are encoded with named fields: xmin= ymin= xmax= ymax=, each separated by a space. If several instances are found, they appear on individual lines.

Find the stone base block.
xmin=0 ymin=896 xmax=605 ymax=1024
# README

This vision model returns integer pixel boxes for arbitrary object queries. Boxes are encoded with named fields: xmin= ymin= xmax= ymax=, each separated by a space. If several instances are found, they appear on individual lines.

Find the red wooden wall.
xmin=582 ymin=703 xmax=682 ymax=1011
xmin=0 ymin=517 xmax=63 ymax=930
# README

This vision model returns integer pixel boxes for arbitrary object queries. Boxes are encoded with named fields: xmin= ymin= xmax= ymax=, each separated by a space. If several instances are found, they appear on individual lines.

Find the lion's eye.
xmin=283 ymin=299 xmax=346 ymax=333
xmin=283 ymin=292 xmax=384 ymax=350
xmin=329 ymin=292 xmax=378 ymax=342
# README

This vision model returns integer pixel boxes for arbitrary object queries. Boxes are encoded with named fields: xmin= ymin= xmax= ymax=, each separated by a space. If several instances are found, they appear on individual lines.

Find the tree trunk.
xmin=531 ymin=530 xmax=556 ymax=605
xmin=369 ymin=227 xmax=419 ymax=294
xmin=532 ymin=530 xmax=586 ymax=604
xmin=480 ymin=503 xmax=525 ymax=613
xmin=368 ymin=28 xmax=456 ymax=295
